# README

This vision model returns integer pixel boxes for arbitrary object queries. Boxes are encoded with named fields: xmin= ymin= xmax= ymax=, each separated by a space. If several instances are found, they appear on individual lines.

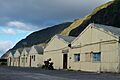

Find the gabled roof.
xmin=56 ymin=34 xmax=76 ymax=44
xmin=33 ymin=45 xmax=43 ymax=54
xmin=7 ymin=51 xmax=13 ymax=57
xmin=6 ymin=50 xmax=15 ymax=58
xmin=21 ymin=48 xmax=31 ymax=56
xmin=24 ymin=48 xmax=31 ymax=53
xmin=11 ymin=50 xmax=16 ymax=55
xmin=72 ymin=23 xmax=120 ymax=44
xmin=17 ymin=48 xmax=23 ymax=54
xmin=91 ymin=23 xmax=120 ymax=38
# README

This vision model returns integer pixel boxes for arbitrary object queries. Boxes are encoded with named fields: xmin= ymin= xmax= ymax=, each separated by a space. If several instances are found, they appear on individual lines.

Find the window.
xmin=92 ymin=52 xmax=101 ymax=62
xmin=22 ymin=58 xmax=24 ymax=63
xmin=34 ymin=55 xmax=35 ymax=61
xmin=32 ymin=56 xmax=33 ymax=59
xmin=85 ymin=53 xmax=91 ymax=62
xmin=26 ymin=57 xmax=27 ymax=63
xmin=74 ymin=54 xmax=80 ymax=62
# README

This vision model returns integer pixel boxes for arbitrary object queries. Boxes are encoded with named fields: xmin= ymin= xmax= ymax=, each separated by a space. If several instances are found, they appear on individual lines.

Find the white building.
xmin=29 ymin=45 xmax=44 ymax=67
xmin=7 ymin=51 xmax=15 ymax=66
xmin=14 ymin=49 xmax=23 ymax=67
xmin=20 ymin=48 xmax=30 ymax=67
xmin=44 ymin=34 xmax=75 ymax=69
xmin=68 ymin=23 xmax=120 ymax=73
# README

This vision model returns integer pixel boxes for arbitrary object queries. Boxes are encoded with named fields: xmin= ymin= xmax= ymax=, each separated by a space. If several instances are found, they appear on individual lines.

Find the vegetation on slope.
xmin=69 ymin=1 xmax=116 ymax=36
xmin=2 ymin=0 xmax=120 ymax=58
xmin=60 ymin=19 xmax=83 ymax=36
xmin=1 ymin=22 xmax=72 ymax=58
xmin=12 ymin=22 xmax=72 ymax=50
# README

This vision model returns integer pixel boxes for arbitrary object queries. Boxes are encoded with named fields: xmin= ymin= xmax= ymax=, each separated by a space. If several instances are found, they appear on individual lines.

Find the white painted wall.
xmin=69 ymin=24 xmax=120 ymax=72
xmin=20 ymin=49 xmax=29 ymax=67
xmin=7 ymin=52 xmax=14 ymax=66
xmin=29 ymin=46 xmax=43 ymax=67
xmin=44 ymin=36 xmax=69 ymax=69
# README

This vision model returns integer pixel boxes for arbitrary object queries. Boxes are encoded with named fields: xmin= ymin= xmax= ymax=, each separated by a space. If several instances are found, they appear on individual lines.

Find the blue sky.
xmin=0 ymin=26 xmax=32 ymax=57
xmin=0 ymin=27 xmax=29 ymax=42
xmin=0 ymin=0 xmax=112 ymax=57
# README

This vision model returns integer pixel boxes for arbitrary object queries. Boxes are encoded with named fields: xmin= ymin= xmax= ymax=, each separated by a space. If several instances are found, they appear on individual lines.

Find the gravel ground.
xmin=0 ymin=66 xmax=120 ymax=80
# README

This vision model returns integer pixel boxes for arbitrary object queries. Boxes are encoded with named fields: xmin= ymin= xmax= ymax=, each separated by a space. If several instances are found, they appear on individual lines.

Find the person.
xmin=48 ymin=62 xmax=54 ymax=70
xmin=42 ymin=58 xmax=54 ymax=70
xmin=45 ymin=58 xmax=50 ymax=69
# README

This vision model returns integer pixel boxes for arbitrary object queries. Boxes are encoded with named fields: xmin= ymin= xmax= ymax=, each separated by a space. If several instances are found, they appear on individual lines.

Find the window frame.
xmin=74 ymin=53 xmax=80 ymax=62
xmin=92 ymin=52 xmax=101 ymax=62
xmin=33 ymin=55 xmax=35 ymax=61
xmin=26 ymin=57 xmax=27 ymax=63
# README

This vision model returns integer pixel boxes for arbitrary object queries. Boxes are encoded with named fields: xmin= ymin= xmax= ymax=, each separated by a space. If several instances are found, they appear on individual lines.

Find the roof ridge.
xmin=91 ymin=23 xmax=120 ymax=38
xmin=56 ymin=34 xmax=76 ymax=44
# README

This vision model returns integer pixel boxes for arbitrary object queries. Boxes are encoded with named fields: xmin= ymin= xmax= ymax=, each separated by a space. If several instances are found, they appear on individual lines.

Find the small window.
xmin=74 ymin=54 xmax=80 ymax=62
xmin=32 ymin=56 xmax=33 ymax=59
xmin=92 ymin=52 xmax=101 ymax=62
xmin=26 ymin=57 xmax=27 ymax=63
xmin=34 ymin=55 xmax=35 ymax=61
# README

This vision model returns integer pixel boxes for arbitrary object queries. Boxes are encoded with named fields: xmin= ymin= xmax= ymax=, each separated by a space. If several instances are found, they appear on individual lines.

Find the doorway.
xmin=30 ymin=56 xmax=31 ymax=67
xmin=10 ymin=57 xmax=11 ymax=66
xmin=63 ymin=54 xmax=67 ymax=69
xmin=18 ymin=57 xmax=20 ymax=67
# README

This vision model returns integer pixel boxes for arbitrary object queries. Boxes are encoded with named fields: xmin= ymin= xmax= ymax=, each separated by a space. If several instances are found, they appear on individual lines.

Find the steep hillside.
xmin=60 ymin=19 xmax=83 ymax=36
xmin=2 ymin=0 xmax=120 ymax=58
xmin=12 ymin=22 xmax=72 ymax=50
xmin=69 ymin=0 xmax=120 ymax=36
xmin=1 ymin=22 xmax=72 ymax=58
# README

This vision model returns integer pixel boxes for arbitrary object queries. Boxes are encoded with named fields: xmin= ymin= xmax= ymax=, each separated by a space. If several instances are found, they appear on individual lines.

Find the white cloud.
xmin=0 ymin=41 xmax=13 ymax=56
xmin=1 ymin=28 xmax=16 ymax=35
xmin=7 ymin=21 xmax=39 ymax=31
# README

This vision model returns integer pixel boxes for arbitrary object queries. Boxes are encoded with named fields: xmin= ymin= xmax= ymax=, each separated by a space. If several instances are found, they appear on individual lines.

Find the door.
xmin=10 ymin=57 xmax=11 ymax=66
xmin=63 ymin=54 xmax=67 ymax=69
xmin=30 ymin=56 xmax=31 ymax=67
xmin=18 ymin=56 xmax=20 ymax=67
